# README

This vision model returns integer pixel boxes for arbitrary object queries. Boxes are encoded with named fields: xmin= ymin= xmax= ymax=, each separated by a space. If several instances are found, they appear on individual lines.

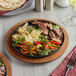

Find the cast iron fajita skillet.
xmin=11 ymin=20 xmax=64 ymax=58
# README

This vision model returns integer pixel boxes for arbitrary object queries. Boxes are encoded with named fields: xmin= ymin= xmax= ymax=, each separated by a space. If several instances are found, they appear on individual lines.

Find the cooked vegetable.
xmin=51 ymin=40 xmax=61 ymax=45
xmin=42 ymin=36 xmax=48 ymax=43
xmin=35 ymin=41 xmax=41 ymax=45
xmin=45 ymin=41 xmax=51 ymax=49
xmin=13 ymin=37 xmax=26 ymax=46
xmin=39 ymin=35 xmax=48 ymax=43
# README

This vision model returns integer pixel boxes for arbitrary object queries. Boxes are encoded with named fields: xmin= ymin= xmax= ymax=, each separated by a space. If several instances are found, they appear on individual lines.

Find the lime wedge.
xmin=70 ymin=0 xmax=76 ymax=7
xmin=70 ymin=0 xmax=76 ymax=11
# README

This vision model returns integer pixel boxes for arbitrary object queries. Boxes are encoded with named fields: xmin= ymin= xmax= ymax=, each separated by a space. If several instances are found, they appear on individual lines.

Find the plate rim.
xmin=0 ymin=52 xmax=12 ymax=76
xmin=3 ymin=0 xmax=33 ymax=16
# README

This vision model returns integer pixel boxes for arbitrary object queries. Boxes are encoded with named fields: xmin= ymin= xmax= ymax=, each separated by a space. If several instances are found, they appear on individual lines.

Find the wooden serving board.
xmin=0 ymin=53 xmax=12 ymax=76
xmin=5 ymin=19 xmax=69 ymax=63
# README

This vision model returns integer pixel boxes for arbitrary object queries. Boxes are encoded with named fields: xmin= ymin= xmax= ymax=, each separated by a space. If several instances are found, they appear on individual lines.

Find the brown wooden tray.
xmin=0 ymin=52 xmax=12 ymax=76
xmin=5 ymin=19 xmax=69 ymax=63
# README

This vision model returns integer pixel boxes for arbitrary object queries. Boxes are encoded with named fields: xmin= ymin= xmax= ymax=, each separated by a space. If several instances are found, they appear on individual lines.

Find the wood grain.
xmin=5 ymin=19 xmax=69 ymax=63
xmin=0 ymin=53 xmax=12 ymax=76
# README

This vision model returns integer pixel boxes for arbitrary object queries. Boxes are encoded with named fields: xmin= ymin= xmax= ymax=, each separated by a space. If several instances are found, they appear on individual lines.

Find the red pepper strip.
xmin=26 ymin=41 xmax=29 ymax=44
xmin=51 ymin=47 xmax=56 ymax=49
xmin=45 ymin=41 xmax=51 ymax=49
xmin=51 ymin=41 xmax=61 ymax=45
xmin=35 ymin=41 xmax=41 ymax=45
xmin=45 ymin=41 xmax=58 ymax=49
xmin=20 ymin=49 xmax=29 ymax=54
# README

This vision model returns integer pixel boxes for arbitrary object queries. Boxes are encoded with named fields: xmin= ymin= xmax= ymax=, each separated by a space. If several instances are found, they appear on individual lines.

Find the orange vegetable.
xmin=22 ymin=48 xmax=27 ymax=51
xmin=26 ymin=41 xmax=29 ymax=44
xmin=17 ymin=45 xmax=26 ymax=48
xmin=22 ymin=51 xmax=29 ymax=54
xmin=45 ymin=41 xmax=51 ymax=49
xmin=51 ymin=47 xmax=57 ymax=49
xmin=31 ymin=47 xmax=36 ymax=52
xmin=20 ymin=49 xmax=29 ymax=54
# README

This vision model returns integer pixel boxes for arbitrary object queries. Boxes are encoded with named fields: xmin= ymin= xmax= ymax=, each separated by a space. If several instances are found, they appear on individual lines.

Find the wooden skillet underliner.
xmin=5 ymin=19 xmax=69 ymax=63
xmin=0 ymin=52 xmax=12 ymax=76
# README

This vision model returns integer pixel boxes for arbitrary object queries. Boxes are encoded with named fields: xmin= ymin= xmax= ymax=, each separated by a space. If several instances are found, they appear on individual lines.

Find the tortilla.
xmin=0 ymin=0 xmax=26 ymax=11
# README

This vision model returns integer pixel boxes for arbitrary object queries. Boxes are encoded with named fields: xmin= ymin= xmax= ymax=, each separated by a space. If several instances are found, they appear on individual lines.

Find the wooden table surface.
xmin=0 ymin=1 xmax=76 ymax=76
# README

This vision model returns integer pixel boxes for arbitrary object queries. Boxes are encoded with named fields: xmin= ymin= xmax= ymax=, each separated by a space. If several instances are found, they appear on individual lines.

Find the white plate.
xmin=3 ymin=0 xmax=33 ymax=16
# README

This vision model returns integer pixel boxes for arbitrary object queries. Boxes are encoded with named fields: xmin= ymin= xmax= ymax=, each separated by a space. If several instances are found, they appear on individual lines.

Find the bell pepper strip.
xmin=51 ymin=47 xmax=57 ymax=49
xmin=51 ymin=41 xmax=61 ymax=45
xmin=40 ymin=41 xmax=45 ymax=46
xmin=51 ymin=40 xmax=61 ymax=45
xmin=26 ymin=41 xmax=29 ymax=44
xmin=35 ymin=41 xmax=41 ymax=45
xmin=22 ymin=51 xmax=29 ymax=54
xmin=20 ymin=49 xmax=29 ymax=54
xmin=16 ymin=45 xmax=22 ymax=47
xmin=21 ymin=48 xmax=27 ymax=51
xmin=17 ymin=45 xmax=26 ymax=48
xmin=45 ymin=41 xmax=59 ymax=49
xmin=31 ymin=47 xmax=36 ymax=52
xmin=30 ymin=47 xmax=37 ymax=54
xmin=32 ymin=51 xmax=37 ymax=54
xmin=45 ymin=41 xmax=51 ymax=49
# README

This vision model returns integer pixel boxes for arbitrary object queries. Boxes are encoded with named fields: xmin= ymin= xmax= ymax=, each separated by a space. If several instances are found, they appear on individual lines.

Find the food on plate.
xmin=0 ymin=58 xmax=6 ymax=76
xmin=12 ymin=20 xmax=64 ymax=56
xmin=0 ymin=0 xmax=26 ymax=11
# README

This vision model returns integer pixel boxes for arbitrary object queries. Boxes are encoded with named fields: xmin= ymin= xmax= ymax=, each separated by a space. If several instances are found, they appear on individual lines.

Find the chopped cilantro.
xmin=39 ymin=35 xmax=48 ymax=43
xmin=51 ymin=49 xmax=56 ymax=52
xmin=37 ymin=27 xmax=41 ymax=30
xmin=42 ymin=36 xmax=47 ymax=43
xmin=40 ymin=49 xmax=50 ymax=55
xmin=52 ymin=24 xmax=59 ymax=30
xmin=39 ymin=35 xmax=43 ymax=39
xmin=28 ymin=27 xmax=35 ymax=32
xmin=21 ymin=37 xmax=26 ymax=41
xmin=13 ymin=37 xmax=26 ymax=47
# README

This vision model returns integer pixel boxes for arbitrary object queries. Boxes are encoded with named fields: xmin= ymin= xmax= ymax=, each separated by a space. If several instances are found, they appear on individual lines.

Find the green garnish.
xmin=28 ymin=27 xmax=35 ymax=32
xmin=52 ymin=24 xmax=59 ymax=30
xmin=40 ymin=49 xmax=50 ymax=55
xmin=13 ymin=37 xmax=26 ymax=46
xmin=37 ymin=27 xmax=41 ymax=30
xmin=21 ymin=37 xmax=26 ymax=41
xmin=0 ymin=62 xmax=1 ymax=66
xmin=39 ymin=35 xmax=43 ymax=39
xmin=42 ymin=36 xmax=48 ymax=43
xmin=51 ymin=49 xmax=56 ymax=52
xmin=0 ymin=58 xmax=4 ymax=64
xmin=39 ymin=35 xmax=48 ymax=43
xmin=48 ymin=44 xmax=52 ymax=47
xmin=28 ymin=26 xmax=42 ymax=33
